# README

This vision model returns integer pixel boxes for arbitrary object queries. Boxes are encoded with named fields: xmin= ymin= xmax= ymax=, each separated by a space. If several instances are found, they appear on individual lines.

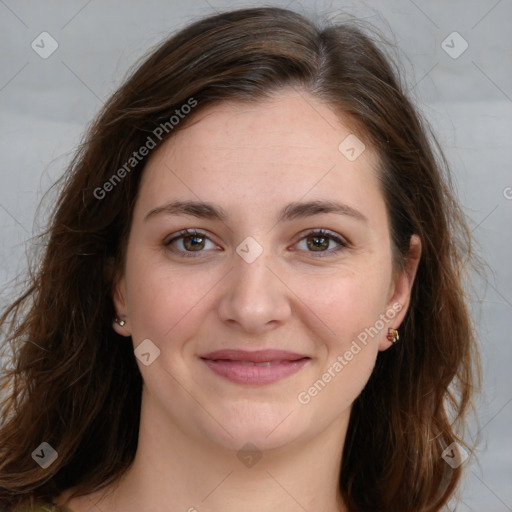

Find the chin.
xmin=208 ymin=424 xmax=304 ymax=455
xmin=199 ymin=399 xmax=310 ymax=453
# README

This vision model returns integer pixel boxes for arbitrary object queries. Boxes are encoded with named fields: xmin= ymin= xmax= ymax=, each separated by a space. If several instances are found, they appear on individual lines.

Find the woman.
xmin=0 ymin=7 xmax=480 ymax=512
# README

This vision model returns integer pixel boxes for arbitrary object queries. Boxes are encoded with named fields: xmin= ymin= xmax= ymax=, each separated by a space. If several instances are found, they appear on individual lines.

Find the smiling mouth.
xmin=199 ymin=349 xmax=311 ymax=385
xmin=214 ymin=360 xmax=298 ymax=366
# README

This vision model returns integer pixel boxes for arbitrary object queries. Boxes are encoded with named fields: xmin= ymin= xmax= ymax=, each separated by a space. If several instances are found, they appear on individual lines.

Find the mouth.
xmin=199 ymin=349 xmax=311 ymax=385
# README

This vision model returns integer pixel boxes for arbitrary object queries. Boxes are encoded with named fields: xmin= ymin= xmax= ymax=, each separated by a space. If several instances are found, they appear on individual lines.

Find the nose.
xmin=217 ymin=242 xmax=292 ymax=335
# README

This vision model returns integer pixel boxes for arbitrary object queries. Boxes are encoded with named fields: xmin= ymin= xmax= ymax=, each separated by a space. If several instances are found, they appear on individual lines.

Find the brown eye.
xmin=165 ymin=229 xmax=217 ymax=257
xmin=306 ymin=233 xmax=330 ymax=252
xmin=181 ymin=234 xmax=206 ymax=251
xmin=295 ymin=229 xmax=348 ymax=257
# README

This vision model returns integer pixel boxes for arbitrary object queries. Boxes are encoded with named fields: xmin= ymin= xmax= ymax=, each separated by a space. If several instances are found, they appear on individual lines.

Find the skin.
xmin=58 ymin=88 xmax=420 ymax=512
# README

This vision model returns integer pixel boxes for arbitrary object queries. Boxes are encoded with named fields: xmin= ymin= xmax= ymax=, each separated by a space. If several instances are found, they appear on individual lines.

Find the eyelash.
xmin=164 ymin=228 xmax=349 ymax=258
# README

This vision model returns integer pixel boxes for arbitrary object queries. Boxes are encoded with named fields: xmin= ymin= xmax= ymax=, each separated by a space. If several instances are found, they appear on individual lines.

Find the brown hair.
xmin=0 ymin=7 xmax=480 ymax=512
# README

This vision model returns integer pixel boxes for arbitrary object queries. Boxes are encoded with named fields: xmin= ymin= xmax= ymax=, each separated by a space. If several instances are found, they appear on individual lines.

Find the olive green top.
xmin=14 ymin=498 xmax=73 ymax=512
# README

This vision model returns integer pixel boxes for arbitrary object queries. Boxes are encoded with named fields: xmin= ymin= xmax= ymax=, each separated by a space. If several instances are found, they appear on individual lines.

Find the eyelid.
xmin=295 ymin=228 xmax=349 ymax=246
xmin=164 ymin=228 xmax=209 ymax=246
xmin=163 ymin=228 xmax=217 ymax=256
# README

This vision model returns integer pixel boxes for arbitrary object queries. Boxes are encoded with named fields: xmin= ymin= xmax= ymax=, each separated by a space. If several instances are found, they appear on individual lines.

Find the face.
xmin=113 ymin=88 xmax=419 ymax=452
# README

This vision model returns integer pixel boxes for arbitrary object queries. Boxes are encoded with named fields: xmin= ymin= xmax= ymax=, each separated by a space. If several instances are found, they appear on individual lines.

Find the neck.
xmin=62 ymin=388 xmax=350 ymax=512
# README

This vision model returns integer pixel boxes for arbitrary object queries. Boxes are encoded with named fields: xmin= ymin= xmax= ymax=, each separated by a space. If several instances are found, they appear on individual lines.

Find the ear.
xmin=378 ymin=234 xmax=421 ymax=351
xmin=110 ymin=260 xmax=131 ymax=337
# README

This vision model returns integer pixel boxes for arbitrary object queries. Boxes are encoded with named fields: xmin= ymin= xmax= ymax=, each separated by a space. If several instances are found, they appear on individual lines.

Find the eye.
xmin=164 ymin=229 xmax=219 ymax=257
xmin=164 ymin=228 xmax=349 ymax=259
xmin=294 ymin=229 xmax=349 ymax=257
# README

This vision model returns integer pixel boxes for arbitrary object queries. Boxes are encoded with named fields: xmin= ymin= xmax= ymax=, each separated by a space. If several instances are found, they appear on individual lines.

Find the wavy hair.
xmin=0 ymin=7 xmax=480 ymax=512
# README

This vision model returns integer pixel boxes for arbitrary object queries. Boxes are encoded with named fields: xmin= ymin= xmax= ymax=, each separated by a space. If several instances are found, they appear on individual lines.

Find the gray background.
xmin=1 ymin=0 xmax=511 ymax=510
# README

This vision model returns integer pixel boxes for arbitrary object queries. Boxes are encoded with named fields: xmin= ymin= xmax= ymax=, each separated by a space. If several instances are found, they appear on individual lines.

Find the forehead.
xmin=137 ymin=89 xmax=384 ymax=221
xmin=154 ymin=90 xmax=371 ymax=166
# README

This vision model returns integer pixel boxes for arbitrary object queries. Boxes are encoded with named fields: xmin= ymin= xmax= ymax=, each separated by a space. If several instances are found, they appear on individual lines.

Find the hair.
xmin=0 ymin=6 xmax=481 ymax=512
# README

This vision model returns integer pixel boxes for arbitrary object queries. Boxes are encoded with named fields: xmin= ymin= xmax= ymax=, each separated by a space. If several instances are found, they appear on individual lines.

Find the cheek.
xmin=293 ymin=272 xmax=385 ymax=412
xmin=123 ymin=249 xmax=214 ymax=344
xmin=291 ymin=259 xmax=390 ymax=400
xmin=294 ymin=260 xmax=391 ymax=344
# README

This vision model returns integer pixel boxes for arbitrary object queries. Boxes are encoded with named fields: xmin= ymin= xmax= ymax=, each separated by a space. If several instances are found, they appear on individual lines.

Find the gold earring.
xmin=114 ymin=317 xmax=126 ymax=327
xmin=387 ymin=328 xmax=399 ymax=343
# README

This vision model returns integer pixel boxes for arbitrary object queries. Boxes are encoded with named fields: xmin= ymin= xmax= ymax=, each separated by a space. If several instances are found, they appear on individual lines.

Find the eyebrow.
xmin=144 ymin=199 xmax=368 ymax=224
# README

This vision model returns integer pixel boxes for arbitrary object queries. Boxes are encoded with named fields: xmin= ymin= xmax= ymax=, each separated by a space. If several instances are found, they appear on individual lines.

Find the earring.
xmin=114 ymin=317 xmax=126 ymax=327
xmin=387 ymin=328 xmax=399 ymax=343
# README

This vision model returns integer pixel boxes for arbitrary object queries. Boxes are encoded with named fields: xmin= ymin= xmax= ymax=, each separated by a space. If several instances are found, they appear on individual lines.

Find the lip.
xmin=200 ymin=349 xmax=310 ymax=385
